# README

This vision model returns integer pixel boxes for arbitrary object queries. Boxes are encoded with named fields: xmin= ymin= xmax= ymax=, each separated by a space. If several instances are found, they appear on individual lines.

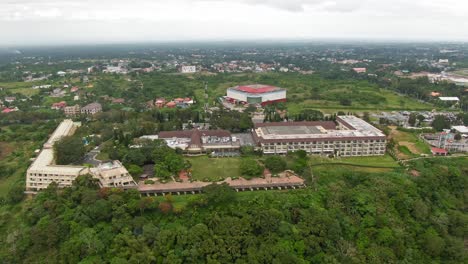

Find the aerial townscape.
xmin=0 ymin=1 xmax=467 ymax=263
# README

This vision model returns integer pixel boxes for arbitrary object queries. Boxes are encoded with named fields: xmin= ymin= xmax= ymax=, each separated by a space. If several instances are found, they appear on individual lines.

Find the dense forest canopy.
xmin=0 ymin=157 xmax=466 ymax=263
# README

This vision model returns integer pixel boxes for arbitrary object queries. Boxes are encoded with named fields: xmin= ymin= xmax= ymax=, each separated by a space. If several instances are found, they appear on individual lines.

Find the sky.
xmin=1 ymin=0 xmax=468 ymax=45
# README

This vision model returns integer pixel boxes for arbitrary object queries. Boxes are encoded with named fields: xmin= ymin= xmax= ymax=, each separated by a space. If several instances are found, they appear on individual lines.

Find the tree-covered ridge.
xmin=0 ymin=157 xmax=466 ymax=263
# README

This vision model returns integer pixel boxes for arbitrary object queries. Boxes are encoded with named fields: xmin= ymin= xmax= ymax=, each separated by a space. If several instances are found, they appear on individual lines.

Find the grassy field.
xmin=453 ymin=69 xmax=468 ymax=77
xmin=287 ymin=89 xmax=432 ymax=115
xmin=310 ymin=154 xmax=400 ymax=168
xmin=0 ymin=81 xmax=41 ymax=96
xmin=186 ymin=156 xmax=242 ymax=182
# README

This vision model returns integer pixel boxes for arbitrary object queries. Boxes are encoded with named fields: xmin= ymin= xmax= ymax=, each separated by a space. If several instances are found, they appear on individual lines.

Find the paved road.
xmin=83 ymin=147 xmax=102 ymax=167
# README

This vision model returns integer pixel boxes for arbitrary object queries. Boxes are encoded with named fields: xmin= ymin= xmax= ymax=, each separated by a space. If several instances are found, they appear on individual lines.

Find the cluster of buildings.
xmin=61 ymin=102 xmax=102 ymax=116
xmin=1 ymin=96 xmax=20 ymax=113
xmin=26 ymin=120 xmax=136 ymax=193
xmin=225 ymin=84 xmax=287 ymax=106
xmin=147 ymin=115 xmax=386 ymax=157
xmin=147 ymin=97 xmax=194 ymax=109
xmin=157 ymin=130 xmax=241 ymax=156
xmin=424 ymin=125 xmax=468 ymax=154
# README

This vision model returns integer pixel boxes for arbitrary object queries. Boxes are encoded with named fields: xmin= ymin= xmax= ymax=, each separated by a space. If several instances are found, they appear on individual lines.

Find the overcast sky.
xmin=1 ymin=0 xmax=468 ymax=45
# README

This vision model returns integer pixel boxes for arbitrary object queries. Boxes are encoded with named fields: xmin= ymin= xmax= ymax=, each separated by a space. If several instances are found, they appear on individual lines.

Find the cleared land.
xmin=389 ymin=126 xmax=431 ymax=159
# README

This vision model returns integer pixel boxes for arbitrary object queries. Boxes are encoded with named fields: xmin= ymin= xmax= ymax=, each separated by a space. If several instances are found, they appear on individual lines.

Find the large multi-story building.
xmin=26 ymin=120 xmax=136 ymax=193
xmin=252 ymin=116 xmax=387 ymax=156
xmin=226 ymin=84 xmax=286 ymax=106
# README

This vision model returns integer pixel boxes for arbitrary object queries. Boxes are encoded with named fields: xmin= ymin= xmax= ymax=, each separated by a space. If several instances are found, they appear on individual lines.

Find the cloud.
xmin=0 ymin=0 xmax=467 ymax=44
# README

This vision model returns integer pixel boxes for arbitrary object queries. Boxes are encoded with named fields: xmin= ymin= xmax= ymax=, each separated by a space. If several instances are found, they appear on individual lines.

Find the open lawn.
xmin=186 ymin=156 xmax=242 ymax=182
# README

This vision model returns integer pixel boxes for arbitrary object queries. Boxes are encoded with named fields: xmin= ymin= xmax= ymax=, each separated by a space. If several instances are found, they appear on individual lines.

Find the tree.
xmin=417 ymin=114 xmax=425 ymax=124
xmin=128 ymin=164 xmax=143 ymax=178
xmin=240 ymin=158 xmax=263 ymax=178
xmin=202 ymin=183 xmax=236 ymax=206
xmin=408 ymin=113 xmax=417 ymax=127
xmin=454 ymin=133 xmax=462 ymax=141
xmin=431 ymin=115 xmax=451 ymax=131
xmin=264 ymin=156 xmax=287 ymax=174
xmin=6 ymin=183 xmax=24 ymax=204
xmin=54 ymin=136 xmax=86 ymax=165
xmin=340 ymin=98 xmax=352 ymax=106
xmin=123 ymin=150 xmax=146 ymax=166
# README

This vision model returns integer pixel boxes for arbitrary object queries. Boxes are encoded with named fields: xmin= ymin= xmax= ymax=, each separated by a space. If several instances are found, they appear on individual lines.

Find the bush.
xmin=264 ymin=156 xmax=287 ymax=174
xmin=144 ymin=180 xmax=155 ymax=184
xmin=240 ymin=158 xmax=263 ymax=177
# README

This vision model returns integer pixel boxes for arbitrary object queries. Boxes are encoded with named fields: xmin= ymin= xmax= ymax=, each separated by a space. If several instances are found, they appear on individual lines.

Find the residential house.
xmin=51 ymin=101 xmax=67 ymax=110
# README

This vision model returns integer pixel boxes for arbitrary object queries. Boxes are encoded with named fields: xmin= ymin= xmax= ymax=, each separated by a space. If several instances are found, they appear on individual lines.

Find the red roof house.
xmin=431 ymin=147 xmax=448 ymax=156
xmin=51 ymin=101 xmax=67 ymax=110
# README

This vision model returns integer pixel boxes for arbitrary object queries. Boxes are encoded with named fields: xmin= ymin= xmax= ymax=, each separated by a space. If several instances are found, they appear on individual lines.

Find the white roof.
xmin=44 ymin=119 xmax=76 ymax=148
xmin=452 ymin=126 xmax=468 ymax=133
xmin=28 ymin=149 xmax=87 ymax=175
xmin=439 ymin=97 xmax=460 ymax=101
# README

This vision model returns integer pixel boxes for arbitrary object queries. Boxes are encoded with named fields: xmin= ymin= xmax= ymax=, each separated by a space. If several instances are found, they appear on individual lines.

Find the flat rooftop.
xmin=263 ymin=125 xmax=324 ymax=135
xmin=253 ymin=117 xmax=385 ymax=143
xmin=229 ymin=84 xmax=285 ymax=94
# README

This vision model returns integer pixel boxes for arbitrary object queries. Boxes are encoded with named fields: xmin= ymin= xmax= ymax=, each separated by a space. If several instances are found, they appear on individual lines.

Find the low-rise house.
xmin=51 ymin=101 xmax=67 ymax=110
xmin=4 ymin=96 xmax=16 ymax=103
xmin=51 ymin=88 xmax=66 ymax=97
xmin=431 ymin=147 xmax=448 ymax=156
xmin=353 ymin=68 xmax=367 ymax=73
xmin=2 ymin=107 xmax=19 ymax=113
xmin=166 ymin=101 xmax=176 ymax=108
xmin=112 ymin=98 xmax=125 ymax=104
xmin=155 ymin=98 xmax=166 ymax=108
xmin=81 ymin=102 xmax=102 ymax=115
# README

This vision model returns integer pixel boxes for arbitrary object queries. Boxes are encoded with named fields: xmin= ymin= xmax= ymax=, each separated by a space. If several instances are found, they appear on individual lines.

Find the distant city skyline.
xmin=1 ymin=0 xmax=468 ymax=45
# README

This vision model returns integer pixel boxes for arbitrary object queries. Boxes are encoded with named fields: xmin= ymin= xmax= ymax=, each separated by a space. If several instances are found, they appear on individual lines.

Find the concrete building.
xmin=26 ymin=120 xmax=87 ymax=192
xmin=353 ymin=68 xmax=367 ymax=73
xmin=180 ymin=65 xmax=196 ymax=73
xmin=252 ymin=116 xmax=386 ymax=156
xmin=452 ymin=126 xmax=468 ymax=135
xmin=226 ymin=84 xmax=287 ymax=106
xmin=158 ymin=129 xmax=241 ymax=155
xmin=90 ymin=161 xmax=136 ymax=188
xmin=26 ymin=120 xmax=136 ymax=193
xmin=81 ymin=102 xmax=102 ymax=115
xmin=64 ymin=104 xmax=81 ymax=116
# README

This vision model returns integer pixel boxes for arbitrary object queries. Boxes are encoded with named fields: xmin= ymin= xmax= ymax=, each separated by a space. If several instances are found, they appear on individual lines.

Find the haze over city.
xmin=1 ymin=0 xmax=468 ymax=45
